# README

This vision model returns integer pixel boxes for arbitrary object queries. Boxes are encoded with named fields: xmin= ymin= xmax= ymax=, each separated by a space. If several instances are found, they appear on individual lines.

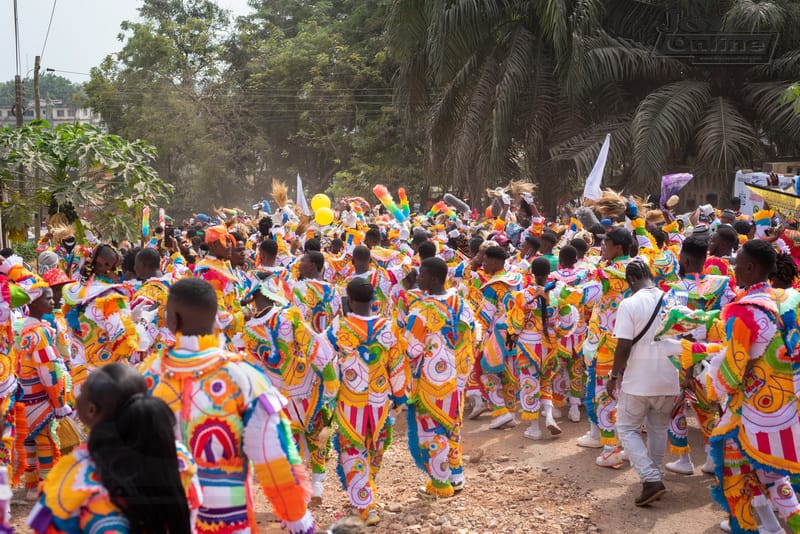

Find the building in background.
xmin=0 ymin=99 xmax=104 ymax=129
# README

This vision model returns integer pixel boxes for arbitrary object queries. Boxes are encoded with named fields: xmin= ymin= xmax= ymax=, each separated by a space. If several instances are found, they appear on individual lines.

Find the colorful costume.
xmin=292 ymin=279 xmax=342 ymax=333
xmin=16 ymin=317 xmax=72 ymax=490
xmin=475 ymin=271 xmax=522 ymax=418
xmin=507 ymin=286 xmax=577 ymax=421
xmin=405 ymin=290 xmax=475 ymax=496
xmin=62 ymin=278 xmax=138 ymax=394
xmin=193 ymin=255 xmax=245 ymax=344
xmin=130 ymin=274 xmax=174 ymax=357
xmin=243 ymin=305 xmax=337 ymax=494
xmin=28 ymin=442 xmax=201 ymax=533
xmin=326 ymin=314 xmax=407 ymax=518
xmin=142 ymin=334 xmax=315 ymax=534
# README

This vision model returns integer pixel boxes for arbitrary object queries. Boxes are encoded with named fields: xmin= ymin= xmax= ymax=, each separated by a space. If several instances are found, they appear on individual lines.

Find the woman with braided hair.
xmin=769 ymin=252 xmax=799 ymax=289
xmin=61 ymin=244 xmax=138 ymax=395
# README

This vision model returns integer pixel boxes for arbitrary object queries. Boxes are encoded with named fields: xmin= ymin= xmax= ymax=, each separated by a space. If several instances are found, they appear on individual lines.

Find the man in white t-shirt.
xmin=606 ymin=258 xmax=679 ymax=507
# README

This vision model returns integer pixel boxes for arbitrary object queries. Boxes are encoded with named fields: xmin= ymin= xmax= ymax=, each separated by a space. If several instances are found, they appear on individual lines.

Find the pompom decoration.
xmin=142 ymin=207 xmax=150 ymax=238
xmin=398 ymin=188 xmax=410 ymax=218
xmin=427 ymin=201 xmax=457 ymax=220
xmin=373 ymin=184 xmax=407 ymax=222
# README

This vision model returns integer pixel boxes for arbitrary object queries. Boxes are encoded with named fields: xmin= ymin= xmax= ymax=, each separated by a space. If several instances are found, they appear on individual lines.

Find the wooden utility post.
xmin=34 ymin=56 xmax=41 ymax=240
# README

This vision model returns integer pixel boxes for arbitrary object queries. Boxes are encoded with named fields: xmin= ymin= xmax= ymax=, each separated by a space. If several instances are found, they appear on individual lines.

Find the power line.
xmin=40 ymin=0 xmax=58 ymax=60
xmin=45 ymin=68 xmax=90 ymax=76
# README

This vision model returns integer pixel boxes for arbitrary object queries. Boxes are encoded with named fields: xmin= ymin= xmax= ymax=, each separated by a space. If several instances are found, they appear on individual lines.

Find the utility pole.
xmin=33 ymin=55 xmax=41 ymax=240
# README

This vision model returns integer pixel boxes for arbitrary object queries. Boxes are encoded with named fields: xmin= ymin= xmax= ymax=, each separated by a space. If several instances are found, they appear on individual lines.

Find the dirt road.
xmin=11 ymin=410 xmax=723 ymax=533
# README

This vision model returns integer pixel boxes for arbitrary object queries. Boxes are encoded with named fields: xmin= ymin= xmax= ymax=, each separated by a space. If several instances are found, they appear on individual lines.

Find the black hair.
xmin=606 ymin=228 xmax=632 ymax=256
xmin=681 ymin=235 xmax=708 ymax=262
xmin=169 ymin=278 xmax=218 ymax=314
xmin=353 ymin=245 xmax=371 ymax=262
xmin=306 ymin=250 xmax=325 ymax=272
xmin=0 ymin=248 xmax=13 ymax=258
xmin=716 ymin=226 xmax=739 ymax=249
xmin=259 ymin=239 xmax=278 ymax=257
xmin=365 ymin=228 xmax=381 ymax=242
xmin=570 ymin=238 xmax=588 ymax=258
xmin=420 ymin=257 xmax=448 ymax=285
xmin=540 ymin=231 xmax=557 ymax=246
xmin=418 ymin=241 xmax=437 ymax=260
xmin=588 ymin=224 xmax=606 ymax=237
xmin=331 ymin=238 xmax=343 ymax=249
xmin=559 ymin=245 xmax=578 ymax=269
xmin=412 ymin=232 xmax=429 ymax=247
xmin=625 ymin=258 xmax=652 ymax=281
xmin=258 ymin=216 xmax=273 ymax=237
xmin=651 ymin=228 xmax=667 ymax=249
xmin=122 ymin=246 xmax=142 ymax=274
xmin=770 ymin=253 xmax=798 ymax=288
xmin=83 ymin=243 xmax=120 ymax=281
xmin=136 ymin=248 xmax=161 ymax=271
xmin=347 ymin=278 xmax=374 ymax=303
xmin=230 ymin=232 xmax=245 ymax=245
xmin=733 ymin=220 xmax=752 ymax=236
xmin=531 ymin=256 xmax=551 ymax=278
xmin=525 ymin=235 xmax=541 ymax=252
xmin=86 ymin=364 xmax=190 ymax=534
xmin=484 ymin=245 xmax=508 ymax=262
xmin=469 ymin=237 xmax=483 ymax=255
xmin=741 ymin=239 xmax=777 ymax=274
xmin=305 ymin=238 xmax=321 ymax=253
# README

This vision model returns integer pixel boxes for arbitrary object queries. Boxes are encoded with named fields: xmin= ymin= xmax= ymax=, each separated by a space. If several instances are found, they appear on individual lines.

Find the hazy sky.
xmin=1 ymin=0 xmax=251 ymax=83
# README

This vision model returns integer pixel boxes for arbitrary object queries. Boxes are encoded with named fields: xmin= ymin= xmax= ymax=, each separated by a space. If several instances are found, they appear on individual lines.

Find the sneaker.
xmin=551 ymin=406 xmax=563 ymax=419
xmin=467 ymin=397 xmax=488 ymax=420
xmin=545 ymin=413 xmax=562 ymax=436
xmin=364 ymin=509 xmax=381 ymax=526
xmin=568 ymin=405 xmax=581 ymax=423
xmin=451 ymin=479 xmax=465 ymax=492
xmin=310 ymin=474 xmax=325 ymax=505
xmin=665 ymin=456 xmax=695 ymax=475
xmin=634 ymin=480 xmax=666 ymax=506
xmin=418 ymin=484 xmax=454 ymax=499
xmin=719 ymin=520 xmax=731 ymax=532
xmin=576 ymin=431 xmax=603 ymax=449
xmin=619 ymin=449 xmax=629 ymax=462
xmin=701 ymin=454 xmax=715 ymax=474
xmin=488 ymin=412 xmax=514 ymax=429
xmin=523 ymin=422 xmax=543 ymax=440
xmin=596 ymin=447 xmax=625 ymax=468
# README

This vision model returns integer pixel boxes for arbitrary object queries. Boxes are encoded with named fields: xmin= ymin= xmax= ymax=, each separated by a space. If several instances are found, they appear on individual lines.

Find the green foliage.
xmin=12 ymin=241 xmax=36 ymax=262
xmin=85 ymin=0 xmax=423 ymax=217
xmin=0 ymin=74 xmax=80 ymax=105
xmin=0 ymin=121 xmax=171 ymax=241
xmin=784 ymin=83 xmax=800 ymax=113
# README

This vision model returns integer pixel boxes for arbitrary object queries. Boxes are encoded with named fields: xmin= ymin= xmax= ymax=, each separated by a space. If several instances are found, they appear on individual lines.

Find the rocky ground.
xmin=11 ymin=408 xmax=723 ymax=533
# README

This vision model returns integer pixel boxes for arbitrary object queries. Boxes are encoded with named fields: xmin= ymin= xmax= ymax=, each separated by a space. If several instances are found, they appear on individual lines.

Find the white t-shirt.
xmin=613 ymin=286 xmax=679 ymax=396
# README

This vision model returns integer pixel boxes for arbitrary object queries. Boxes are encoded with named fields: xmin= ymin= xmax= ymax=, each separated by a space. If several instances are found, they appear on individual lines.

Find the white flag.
xmin=296 ymin=173 xmax=311 ymax=216
xmin=583 ymin=133 xmax=611 ymax=201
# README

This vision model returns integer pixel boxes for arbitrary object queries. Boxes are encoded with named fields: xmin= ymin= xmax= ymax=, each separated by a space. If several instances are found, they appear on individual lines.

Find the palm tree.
xmin=388 ymin=0 xmax=800 ymax=208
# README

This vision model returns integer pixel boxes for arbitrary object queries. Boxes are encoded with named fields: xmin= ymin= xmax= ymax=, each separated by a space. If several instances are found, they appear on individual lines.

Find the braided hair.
xmin=770 ymin=253 xmax=798 ymax=289
xmin=81 ymin=243 xmax=118 ymax=282
xmin=625 ymin=257 xmax=652 ymax=282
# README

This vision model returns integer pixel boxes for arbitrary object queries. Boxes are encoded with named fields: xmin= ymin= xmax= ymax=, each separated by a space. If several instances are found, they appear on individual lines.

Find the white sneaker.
xmin=568 ymin=405 xmax=581 ymax=423
xmin=596 ymin=447 xmax=624 ymax=468
xmin=619 ymin=449 xmax=629 ymax=462
xmin=701 ymin=454 xmax=715 ymax=474
xmin=665 ymin=455 xmax=695 ymax=475
xmin=488 ymin=412 xmax=514 ymax=429
xmin=576 ymin=431 xmax=603 ymax=449
xmin=719 ymin=520 xmax=731 ymax=532
xmin=551 ymin=406 xmax=563 ymax=419
xmin=545 ymin=413 xmax=562 ymax=435
xmin=523 ymin=422 xmax=543 ymax=440
xmin=467 ymin=397 xmax=488 ymax=420
xmin=311 ymin=473 xmax=325 ymax=503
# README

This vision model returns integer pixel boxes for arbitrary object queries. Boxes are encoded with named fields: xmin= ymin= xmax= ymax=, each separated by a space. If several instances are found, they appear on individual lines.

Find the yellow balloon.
xmin=315 ymin=206 xmax=334 ymax=226
xmin=311 ymin=193 xmax=331 ymax=211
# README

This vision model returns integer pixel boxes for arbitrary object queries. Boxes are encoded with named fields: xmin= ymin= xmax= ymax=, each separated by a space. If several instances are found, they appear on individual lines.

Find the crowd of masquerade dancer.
xmin=0 ymin=179 xmax=795 ymax=534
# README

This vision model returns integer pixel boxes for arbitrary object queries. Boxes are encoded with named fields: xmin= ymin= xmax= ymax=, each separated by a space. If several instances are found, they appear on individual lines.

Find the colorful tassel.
xmin=142 ymin=207 xmax=150 ymax=238
xmin=398 ymin=188 xmax=410 ymax=218
xmin=373 ymin=185 xmax=407 ymax=223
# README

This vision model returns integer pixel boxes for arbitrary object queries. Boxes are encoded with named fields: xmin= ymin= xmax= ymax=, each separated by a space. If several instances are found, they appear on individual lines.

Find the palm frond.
xmin=723 ymin=0 xmax=787 ymax=33
xmin=694 ymin=97 xmax=760 ymax=180
xmin=632 ymin=81 xmax=711 ymax=181
xmin=741 ymin=81 xmax=800 ymax=152
xmin=548 ymin=113 xmax=632 ymax=178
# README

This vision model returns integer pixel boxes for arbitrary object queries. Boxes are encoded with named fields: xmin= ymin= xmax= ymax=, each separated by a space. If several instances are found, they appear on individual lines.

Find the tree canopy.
xmin=0 ymin=74 xmax=81 ymax=105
